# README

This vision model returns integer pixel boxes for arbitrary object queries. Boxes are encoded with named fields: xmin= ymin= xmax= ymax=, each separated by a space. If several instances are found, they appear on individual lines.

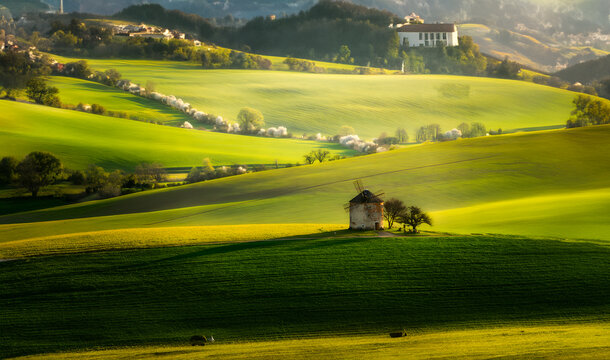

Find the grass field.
xmin=1 ymin=233 xmax=608 ymax=358
xmin=0 ymin=100 xmax=354 ymax=170
xmin=51 ymin=55 xmax=579 ymax=139
xmin=47 ymin=76 xmax=193 ymax=126
xmin=11 ymin=323 xmax=610 ymax=359
xmin=2 ymin=125 xmax=609 ymax=241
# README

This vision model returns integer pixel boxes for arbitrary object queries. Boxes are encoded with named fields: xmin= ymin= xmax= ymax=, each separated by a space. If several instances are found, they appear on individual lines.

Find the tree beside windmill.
xmin=346 ymin=180 xmax=385 ymax=230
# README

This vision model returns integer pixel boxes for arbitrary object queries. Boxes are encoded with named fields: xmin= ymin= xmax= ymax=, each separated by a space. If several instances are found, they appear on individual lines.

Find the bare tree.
xmin=383 ymin=198 xmax=406 ymax=229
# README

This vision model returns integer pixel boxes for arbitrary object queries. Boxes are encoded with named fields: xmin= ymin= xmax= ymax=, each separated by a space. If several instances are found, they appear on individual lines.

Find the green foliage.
xmin=25 ymin=78 xmax=61 ymax=107
xmin=398 ymin=206 xmax=432 ymax=233
xmin=383 ymin=198 xmax=406 ymax=228
xmin=336 ymin=45 xmax=353 ymax=64
xmin=0 ymin=156 xmax=18 ymax=185
xmin=84 ymin=164 xmax=108 ymax=193
xmin=416 ymin=124 xmax=442 ymax=142
xmin=90 ymin=103 xmax=105 ymax=115
xmin=201 ymin=48 xmax=271 ymax=70
xmin=395 ymin=128 xmax=408 ymax=143
xmin=283 ymin=57 xmax=323 ymax=73
xmin=236 ymin=1 xmax=400 ymax=67
xmin=304 ymin=149 xmax=330 ymax=164
xmin=135 ymin=163 xmax=167 ymax=185
xmin=402 ymin=36 xmax=488 ymax=75
xmin=15 ymin=152 xmax=62 ymax=197
xmin=63 ymin=60 xmax=92 ymax=79
xmin=488 ymin=57 xmax=522 ymax=79
xmin=566 ymin=95 xmax=610 ymax=128
xmin=469 ymin=122 xmax=488 ymax=137
xmin=0 ymin=50 xmax=51 ymax=97
xmin=237 ymin=107 xmax=265 ymax=133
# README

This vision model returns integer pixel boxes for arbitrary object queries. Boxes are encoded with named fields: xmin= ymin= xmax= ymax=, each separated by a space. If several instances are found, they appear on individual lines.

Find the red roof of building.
xmin=397 ymin=24 xmax=456 ymax=32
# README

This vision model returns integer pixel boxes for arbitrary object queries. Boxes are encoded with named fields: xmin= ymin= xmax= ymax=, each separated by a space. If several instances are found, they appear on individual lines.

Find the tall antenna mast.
xmin=60 ymin=0 xmax=64 ymax=14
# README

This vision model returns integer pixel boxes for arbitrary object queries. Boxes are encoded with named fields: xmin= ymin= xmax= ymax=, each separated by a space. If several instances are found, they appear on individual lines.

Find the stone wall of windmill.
xmin=348 ymin=182 xmax=384 ymax=230
xmin=349 ymin=202 xmax=384 ymax=230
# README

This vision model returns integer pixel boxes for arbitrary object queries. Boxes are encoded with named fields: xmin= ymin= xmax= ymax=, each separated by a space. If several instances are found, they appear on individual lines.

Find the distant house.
xmin=404 ymin=12 xmax=424 ymax=24
xmin=349 ymin=190 xmax=384 ymax=230
xmin=397 ymin=23 xmax=459 ymax=47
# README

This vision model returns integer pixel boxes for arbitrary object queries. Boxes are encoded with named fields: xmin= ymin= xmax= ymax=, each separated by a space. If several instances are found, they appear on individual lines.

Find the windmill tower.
xmin=60 ymin=0 xmax=64 ymax=14
xmin=345 ymin=180 xmax=385 ymax=230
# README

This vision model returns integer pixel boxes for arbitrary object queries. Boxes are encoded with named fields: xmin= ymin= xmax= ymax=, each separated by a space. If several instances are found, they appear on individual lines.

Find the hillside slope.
xmin=0 ymin=101 xmax=353 ymax=170
xmin=2 ymin=125 xmax=609 ymax=241
xmin=47 ymin=76 xmax=193 ymax=126
xmin=459 ymin=24 xmax=608 ymax=73
xmin=554 ymin=54 xmax=610 ymax=84
xmin=53 ymin=57 xmax=577 ymax=139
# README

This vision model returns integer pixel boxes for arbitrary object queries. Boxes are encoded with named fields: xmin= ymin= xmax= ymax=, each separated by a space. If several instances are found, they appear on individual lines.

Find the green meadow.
xmin=11 ymin=324 xmax=610 ymax=360
xmin=47 ymin=76 xmax=192 ymax=126
xmin=3 ymin=125 xmax=609 ymax=241
xmin=1 ymin=233 xmax=608 ymax=358
xmin=0 ymin=100 xmax=354 ymax=170
xmin=51 ymin=55 xmax=578 ymax=138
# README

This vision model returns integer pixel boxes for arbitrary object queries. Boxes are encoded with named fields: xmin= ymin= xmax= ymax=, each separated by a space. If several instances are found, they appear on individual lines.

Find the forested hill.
xmin=554 ymin=55 xmax=610 ymax=84
xmin=228 ymin=0 xmax=401 ymax=65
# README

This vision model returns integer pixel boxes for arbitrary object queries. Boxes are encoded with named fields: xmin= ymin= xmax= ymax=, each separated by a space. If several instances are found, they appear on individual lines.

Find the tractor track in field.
xmin=145 ymin=155 xmax=497 ymax=226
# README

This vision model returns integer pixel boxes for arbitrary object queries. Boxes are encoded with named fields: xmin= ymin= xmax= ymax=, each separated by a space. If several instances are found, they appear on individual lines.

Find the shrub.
xmin=91 ymin=103 xmax=105 ymax=115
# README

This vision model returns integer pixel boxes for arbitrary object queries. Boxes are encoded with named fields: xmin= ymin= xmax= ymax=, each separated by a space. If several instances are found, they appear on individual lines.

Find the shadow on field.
xmin=148 ymin=239 xmax=291 ymax=265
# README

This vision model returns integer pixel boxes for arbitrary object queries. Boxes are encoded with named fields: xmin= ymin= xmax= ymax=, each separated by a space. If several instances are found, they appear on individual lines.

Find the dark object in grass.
xmin=190 ymin=335 xmax=207 ymax=346
xmin=389 ymin=329 xmax=407 ymax=338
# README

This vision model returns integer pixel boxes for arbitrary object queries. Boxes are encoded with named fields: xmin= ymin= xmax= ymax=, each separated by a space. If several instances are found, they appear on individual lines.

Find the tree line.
xmin=0 ymin=152 xmax=172 ymax=199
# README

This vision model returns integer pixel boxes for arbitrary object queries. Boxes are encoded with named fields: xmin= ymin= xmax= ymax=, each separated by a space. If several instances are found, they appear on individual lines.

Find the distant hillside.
xmin=57 ymin=57 xmax=577 ymax=139
xmin=554 ymin=54 xmax=610 ymax=84
xmin=459 ymin=23 xmax=608 ymax=73
xmin=0 ymin=0 xmax=48 ymax=17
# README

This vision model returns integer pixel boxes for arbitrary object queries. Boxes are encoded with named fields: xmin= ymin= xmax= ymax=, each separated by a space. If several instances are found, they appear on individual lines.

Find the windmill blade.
xmin=373 ymin=190 xmax=385 ymax=198
xmin=353 ymin=179 xmax=364 ymax=193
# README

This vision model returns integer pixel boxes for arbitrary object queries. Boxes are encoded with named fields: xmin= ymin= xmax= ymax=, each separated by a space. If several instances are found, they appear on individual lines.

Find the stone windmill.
xmin=345 ymin=180 xmax=385 ymax=230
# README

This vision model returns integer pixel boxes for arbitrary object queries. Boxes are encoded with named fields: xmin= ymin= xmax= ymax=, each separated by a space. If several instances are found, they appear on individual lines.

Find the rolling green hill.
xmin=52 ymin=56 xmax=578 ymax=139
xmin=47 ymin=76 xmax=193 ymax=126
xmin=2 ymin=125 xmax=609 ymax=241
xmin=1 ymin=232 xmax=608 ymax=358
xmin=0 ymin=100 xmax=354 ymax=170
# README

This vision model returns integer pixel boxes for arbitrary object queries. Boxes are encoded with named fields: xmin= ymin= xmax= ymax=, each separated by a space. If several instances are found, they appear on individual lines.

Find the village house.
xmin=349 ymin=190 xmax=384 ymax=230
xmin=397 ymin=23 xmax=459 ymax=47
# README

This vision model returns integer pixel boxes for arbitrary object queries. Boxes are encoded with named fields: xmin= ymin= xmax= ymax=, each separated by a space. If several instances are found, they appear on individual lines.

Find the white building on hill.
xmin=397 ymin=23 xmax=459 ymax=47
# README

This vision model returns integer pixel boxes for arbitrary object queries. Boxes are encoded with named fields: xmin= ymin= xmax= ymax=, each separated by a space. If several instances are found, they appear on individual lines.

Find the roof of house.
xmin=349 ymin=190 xmax=384 ymax=204
xmin=397 ymin=24 xmax=456 ymax=33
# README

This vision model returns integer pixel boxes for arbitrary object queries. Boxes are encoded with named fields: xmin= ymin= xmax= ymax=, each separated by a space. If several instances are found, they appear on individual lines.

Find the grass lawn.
xmin=47 ymin=76 xmax=193 ymax=126
xmin=11 ymin=323 xmax=610 ymax=359
xmin=2 ymin=125 xmax=609 ymax=241
xmin=1 ymin=233 xmax=608 ymax=358
xmin=0 ymin=100 xmax=355 ymax=171
xmin=51 ymin=55 xmax=581 ymax=139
